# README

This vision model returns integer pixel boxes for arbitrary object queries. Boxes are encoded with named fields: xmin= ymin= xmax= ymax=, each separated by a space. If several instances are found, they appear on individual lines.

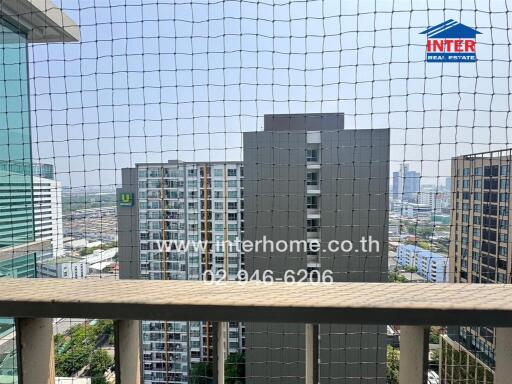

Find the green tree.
xmin=388 ymin=272 xmax=407 ymax=283
xmin=55 ymin=320 xmax=115 ymax=377
xmin=387 ymin=345 xmax=400 ymax=384
xmin=88 ymin=349 xmax=114 ymax=384
xmin=225 ymin=353 xmax=245 ymax=384
xmin=190 ymin=362 xmax=213 ymax=384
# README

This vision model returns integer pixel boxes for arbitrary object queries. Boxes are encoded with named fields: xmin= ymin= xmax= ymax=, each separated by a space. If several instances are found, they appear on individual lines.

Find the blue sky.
xmin=27 ymin=0 xmax=512 ymax=188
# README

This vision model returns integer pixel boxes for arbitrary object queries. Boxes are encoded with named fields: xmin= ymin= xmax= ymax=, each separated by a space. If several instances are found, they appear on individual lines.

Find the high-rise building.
xmin=392 ymin=171 xmax=400 ymax=200
xmin=33 ymin=164 xmax=64 ymax=258
xmin=118 ymin=160 xmax=244 ymax=384
xmin=0 ymin=1 xmax=79 ymax=381
xmin=243 ymin=113 xmax=389 ymax=383
xmin=403 ymin=169 xmax=421 ymax=201
xmin=394 ymin=163 xmax=421 ymax=202
xmin=441 ymin=149 xmax=512 ymax=383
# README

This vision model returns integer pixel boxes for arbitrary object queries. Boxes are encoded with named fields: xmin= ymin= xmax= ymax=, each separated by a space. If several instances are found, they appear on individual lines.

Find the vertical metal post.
xmin=399 ymin=326 xmax=429 ymax=384
xmin=305 ymin=323 xmax=319 ymax=384
xmin=16 ymin=318 xmax=55 ymax=384
xmin=213 ymin=321 xmax=225 ymax=384
xmin=495 ymin=327 xmax=512 ymax=384
xmin=115 ymin=320 xmax=141 ymax=384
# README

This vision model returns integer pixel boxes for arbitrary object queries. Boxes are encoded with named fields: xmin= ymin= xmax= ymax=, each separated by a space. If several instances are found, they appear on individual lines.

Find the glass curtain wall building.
xmin=0 ymin=1 xmax=79 ymax=381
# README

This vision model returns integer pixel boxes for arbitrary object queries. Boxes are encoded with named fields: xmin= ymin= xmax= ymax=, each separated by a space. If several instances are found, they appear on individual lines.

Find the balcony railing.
xmin=1 ymin=279 xmax=512 ymax=384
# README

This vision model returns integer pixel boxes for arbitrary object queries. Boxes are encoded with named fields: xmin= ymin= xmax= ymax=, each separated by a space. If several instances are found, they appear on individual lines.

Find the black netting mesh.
xmin=0 ymin=1 xmax=510 ymax=383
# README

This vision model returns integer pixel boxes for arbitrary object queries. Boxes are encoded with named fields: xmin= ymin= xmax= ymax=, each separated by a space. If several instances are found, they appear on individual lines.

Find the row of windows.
xmin=139 ymin=200 xmax=241 ymax=211
xmin=462 ymin=164 xmax=510 ymax=177
xmin=463 ymin=179 xmax=510 ymax=189
xmin=460 ymin=191 xmax=510 ymax=202
xmin=138 ymin=166 xmax=243 ymax=179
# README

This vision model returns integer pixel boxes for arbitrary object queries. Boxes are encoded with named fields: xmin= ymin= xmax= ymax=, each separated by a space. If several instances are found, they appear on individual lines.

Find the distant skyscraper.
xmin=118 ymin=161 xmax=244 ymax=384
xmin=392 ymin=171 xmax=400 ymax=200
xmin=403 ymin=170 xmax=421 ymax=201
xmin=243 ymin=113 xmax=389 ymax=383
xmin=33 ymin=164 xmax=64 ymax=258
xmin=395 ymin=163 xmax=421 ymax=202
xmin=440 ymin=149 xmax=512 ymax=383
xmin=445 ymin=176 xmax=452 ymax=192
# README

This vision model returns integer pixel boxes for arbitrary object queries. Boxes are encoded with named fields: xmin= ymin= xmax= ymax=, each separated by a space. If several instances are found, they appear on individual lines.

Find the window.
xmin=474 ymin=180 xmax=481 ymax=188
xmin=501 ymin=165 xmax=509 ymax=176
xmin=227 ymin=168 xmax=237 ymax=176
xmin=228 ymin=191 xmax=238 ymax=198
xmin=474 ymin=167 xmax=482 ymax=176
xmin=474 ymin=204 xmax=481 ymax=213
xmin=228 ymin=213 xmax=237 ymax=221
xmin=500 ymin=193 xmax=509 ymax=202
xmin=500 ymin=233 xmax=508 ymax=243
xmin=306 ymin=148 xmax=319 ymax=162
xmin=307 ymin=171 xmax=319 ymax=186
xmin=188 ymin=169 xmax=197 ymax=176
xmin=228 ymin=180 xmax=237 ymax=187
xmin=228 ymin=202 xmax=237 ymax=210
xmin=214 ymin=202 xmax=224 ymax=210
xmin=214 ymin=224 xmax=224 ymax=231
xmin=474 ymin=192 xmax=481 ymax=201
xmin=500 ymin=179 xmax=509 ymax=189
xmin=307 ymin=195 xmax=318 ymax=209
xmin=463 ymin=168 xmax=470 ymax=176
xmin=214 ymin=213 xmax=223 ymax=220
xmin=214 ymin=180 xmax=223 ymax=188
xmin=484 ymin=165 xmax=499 ymax=177
xmin=214 ymin=168 xmax=224 ymax=177
xmin=228 ymin=224 xmax=238 ymax=232
xmin=484 ymin=179 xmax=498 ymax=190
xmin=214 ymin=191 xmax=223 ymax=198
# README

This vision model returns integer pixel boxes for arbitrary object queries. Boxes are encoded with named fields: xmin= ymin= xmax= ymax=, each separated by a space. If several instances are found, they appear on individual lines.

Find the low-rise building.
xmin=396 ymin=244 xmax=449 ymax=283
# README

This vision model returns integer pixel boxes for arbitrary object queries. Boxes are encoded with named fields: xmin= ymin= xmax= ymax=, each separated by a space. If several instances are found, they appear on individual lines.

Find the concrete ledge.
xmin=0 ymin=0 xmax=80 ymax=42
xmin=0 ymin=279 xmax=511 ymax=326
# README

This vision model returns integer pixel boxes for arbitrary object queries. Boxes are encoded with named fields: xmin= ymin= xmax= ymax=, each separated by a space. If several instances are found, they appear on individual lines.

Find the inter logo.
xmin=420 ymin=19 xmax=481 ymax=62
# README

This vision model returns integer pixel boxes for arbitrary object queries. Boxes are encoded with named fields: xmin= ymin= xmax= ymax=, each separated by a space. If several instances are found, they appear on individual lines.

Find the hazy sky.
xmin=26 ymin=0 xmax=512 ymax=188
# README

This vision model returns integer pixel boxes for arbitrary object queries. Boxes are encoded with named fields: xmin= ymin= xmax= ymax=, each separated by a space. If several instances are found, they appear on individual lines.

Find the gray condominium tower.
xmin=243 ymin=113 xmax=390 ymax=383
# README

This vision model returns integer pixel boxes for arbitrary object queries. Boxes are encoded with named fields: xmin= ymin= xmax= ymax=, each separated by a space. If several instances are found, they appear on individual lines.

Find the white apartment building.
xmin=120 ymin=160 xmax=244 ymax=384
xmin=33 ymin=168 xmax=64 ymax=258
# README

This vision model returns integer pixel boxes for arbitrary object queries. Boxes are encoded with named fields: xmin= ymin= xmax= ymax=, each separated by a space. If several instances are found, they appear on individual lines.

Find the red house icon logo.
xmin=420 ymin=19 xmax=481 ymax=62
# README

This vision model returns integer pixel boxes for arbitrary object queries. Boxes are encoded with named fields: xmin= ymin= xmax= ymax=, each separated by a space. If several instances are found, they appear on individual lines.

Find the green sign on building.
xmin=119 ymin=192 xmax=134 ymax=207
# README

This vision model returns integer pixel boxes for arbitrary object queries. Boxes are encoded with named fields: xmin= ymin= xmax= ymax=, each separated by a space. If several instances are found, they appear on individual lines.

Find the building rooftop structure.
xmin=0 ymin=0 xmax=80 ymax=42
